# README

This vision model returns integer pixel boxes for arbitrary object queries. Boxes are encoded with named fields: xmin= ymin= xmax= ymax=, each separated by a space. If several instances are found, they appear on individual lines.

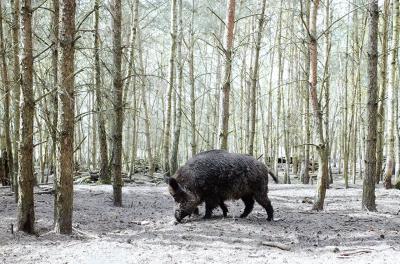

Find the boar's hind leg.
xmin=254 ymin=193 xmax=274 ymax=221
xmin=240 ymin=195 xmax=255 ymax=218
xmin=219 ymin=201 xmax=228 ymax=217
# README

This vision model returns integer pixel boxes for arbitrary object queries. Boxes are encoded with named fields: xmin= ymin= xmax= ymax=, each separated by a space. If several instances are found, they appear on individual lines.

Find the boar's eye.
xmin=171 ymin=190 xmax=187 ymax=203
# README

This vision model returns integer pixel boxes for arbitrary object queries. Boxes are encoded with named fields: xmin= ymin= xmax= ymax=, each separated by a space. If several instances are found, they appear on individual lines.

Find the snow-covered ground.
xmin=1 ymin=181 xmax=399 ymax=264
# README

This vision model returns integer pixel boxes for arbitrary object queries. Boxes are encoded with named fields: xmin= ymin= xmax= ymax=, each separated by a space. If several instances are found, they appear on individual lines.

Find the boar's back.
xmin=175 ymin=149 xmax=271 ymax=200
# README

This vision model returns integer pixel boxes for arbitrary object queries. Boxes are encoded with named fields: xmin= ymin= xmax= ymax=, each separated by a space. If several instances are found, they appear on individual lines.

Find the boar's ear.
xmin=168 ymin=177 xmax=181 ymax=192
xmin=168 ymin=178 xmax=186 ymax=198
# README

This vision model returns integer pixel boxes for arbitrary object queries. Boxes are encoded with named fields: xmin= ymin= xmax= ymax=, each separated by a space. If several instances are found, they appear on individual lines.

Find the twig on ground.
xmin=337 ymin=249 xmax=372 ymax=258
xmin=260 ymin=241 xmax=291 ymax=251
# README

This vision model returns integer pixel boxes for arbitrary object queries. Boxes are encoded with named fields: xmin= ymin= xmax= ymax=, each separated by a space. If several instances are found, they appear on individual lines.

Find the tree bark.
xmin=0 ymin=0 xmax=13 ymax=187
xmin=308 ymin=0 xmax=329 ymax=211
xmin=11 ymin=0 xmax=21 ymax=202
xmin=111 ymin=0 xmax=123 ymax=206
xmin=163 ymin=0 xmax=177 ymax=175
xmin=301 ymin=0 xmax=311 ymax=184
xmin=362 ymin=0 xmax=378 ymax=211
xmin=248 ymin=0 xmax=266 ymax=156
xmin=51 ymin=0 xmax=59 ymax=220
xmin=384 ymin=0 xmax=399 ymax=189
xmin=94 ymin=0 xmax=109 ymax=183
xmin=189 ymin=0 xmax=197 ymax=156
xmin=55 ymin=0 xmax=76 ymax=234
xmin=137 ymin=29 xmax=155 ymax=177
xmin=218 ymin=0 xmax=236 ymax=150
xmin=18 ymin=0 xmax=35 ymax=234
xmin=170 ymin=0 xmax=183 ymax=174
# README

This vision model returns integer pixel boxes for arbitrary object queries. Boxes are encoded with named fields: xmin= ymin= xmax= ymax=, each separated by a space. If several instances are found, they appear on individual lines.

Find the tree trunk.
xmin=301 ymin=0 xmax=311 ymax=184
xmin=0 ymin=0 xmax=13 ymax=187
xmin=18 ymin=0 xmax=35 ymax=234
xmin=94 ymin=0 xmax=109 ymax=183
xmin=137 ymin=29 xmax=155 ymax=177
xmin=170 ymin=0 xmax=183 ymax=174
xmin=163 ymin=0 xmax=178 ymax=175
xmin=11 ymin=0 xmax=21 ymax=202
xmin=362 ymin=0 xmax=378 ymax=211
xmin=54 ymin=0 xmax=76 ymax=234
xmin=248 ymin=0 xmax=266 ymax=156
xmin=384 ymin=0 xmax=399 ymax=189
xmin=189 ymin=0 xmax=197 ymax=156
xmin=111 ymin=0 xmax=123 ymax=206
xmin=309 ymin=0 xmax=329 ymax=211
xmin=218 ymin=0 xmax=236 ymax=150
xmin=51 ymin=0 xmax=59 ymax=220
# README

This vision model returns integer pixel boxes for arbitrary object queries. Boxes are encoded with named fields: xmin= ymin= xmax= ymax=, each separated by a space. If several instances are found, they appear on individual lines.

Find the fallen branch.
xmin=260 ymin=241 xmax=291 ymax=251
xmin=337 ymin=249 xmax=372 ymax=258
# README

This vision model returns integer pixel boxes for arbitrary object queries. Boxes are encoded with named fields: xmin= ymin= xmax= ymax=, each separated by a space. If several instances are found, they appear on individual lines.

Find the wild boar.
xmin=165 ymin=149 xmax=278 ymax=222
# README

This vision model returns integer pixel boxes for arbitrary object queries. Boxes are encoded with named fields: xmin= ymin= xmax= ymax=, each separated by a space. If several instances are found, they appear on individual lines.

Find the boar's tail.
xmin=268 ymin=170 xmax=279 ymax=183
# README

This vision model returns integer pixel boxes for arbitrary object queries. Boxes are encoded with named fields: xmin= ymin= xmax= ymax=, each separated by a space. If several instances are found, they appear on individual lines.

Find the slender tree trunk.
xmin=218 ymin=0 xmax=236 ymax=150
xmin=94 ymin=0 xmax=109 ymax=183
xmin=55 ymin=0 xmax=76 ymax=234
xmin=362 ymin=0 xmax=378 ymax=211
xmin=111 ymin=0 xmax=123 ymax=206
xmin=18 ymin=0 xmax=35 ymax=234
xmin=11 ymin=0 xmax=21 ymax=201
xmin=0 ymin=0 xmax=13 ymax=187
xmin=137 ymin=30 xmax=154 ymax=176
xmin=51 ymin=0 xmax=59 ymax=218
xmin=301 ymin=0 xmax=311 ymax=184
xmin=248 ymin=0 xmax=266 ymax=156
xmin=189 ymin=0 xmax=197 ymax=156
xmin=384 ymin=0 xmax=399 ymax=189
xmin=309 ymin=0 xmax=329 ymax=211
xmin=170 ymin=0 xmax=183 ymax=174
xmin=163 ymin=0 xmax=177 ymax=175
xmin=323 ymin=0 xmax=332 ymax=187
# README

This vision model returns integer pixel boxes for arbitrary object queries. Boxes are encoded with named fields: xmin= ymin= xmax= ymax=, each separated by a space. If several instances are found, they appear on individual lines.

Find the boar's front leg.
xmin=203 ymin=201 xmax=215 ymax=219
xmin=240 ymin=195 xmax=255 ymax=218
xmin=254 ymin=193 xmax=274 ymax=221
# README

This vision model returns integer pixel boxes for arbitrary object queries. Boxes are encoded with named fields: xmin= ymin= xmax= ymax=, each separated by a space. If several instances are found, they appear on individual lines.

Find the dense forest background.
xmin=0 ymin=0 xmax=398 ymax=235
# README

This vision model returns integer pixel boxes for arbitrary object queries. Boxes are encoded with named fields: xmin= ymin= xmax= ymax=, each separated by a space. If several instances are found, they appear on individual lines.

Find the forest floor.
xmin=1 ymin=174 xmax=400 ymax=264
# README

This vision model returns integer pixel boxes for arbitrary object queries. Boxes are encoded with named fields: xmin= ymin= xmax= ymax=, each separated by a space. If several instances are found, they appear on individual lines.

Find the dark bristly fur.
xmin=166 ymin=149 xmax=278 ymax=222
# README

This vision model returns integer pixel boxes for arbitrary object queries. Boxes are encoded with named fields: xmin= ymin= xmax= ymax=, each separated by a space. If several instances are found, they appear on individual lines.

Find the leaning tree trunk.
xmin=18 ymin=0 xmax=35 ymax=234
xmin=54 ymin=0 xmax=76 ymax=234
xmin=0 ymin=0 xmax=13 ymax=187
xmin=309 ymin=0 xmax=329 ymax=211
xmin=163 ymin=0 xmax=177 ymax=175
xmin=218 ymin=0 xmax=236 ymax=150
xmin=362 ymin=0 xmax=378 ymax=211
xmin=111 ymin=0 xmax=123 ymax=206
xmin=248 ymin=0 xmax=266 ymax=156
xmin=384 ymin=0 xmax=399 ymax=189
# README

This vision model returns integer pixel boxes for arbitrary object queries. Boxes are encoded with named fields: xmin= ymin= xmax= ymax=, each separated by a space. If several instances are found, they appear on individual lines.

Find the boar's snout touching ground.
xmin=166 ymin=177 xmax=200 ymax=222
xmin=166 ymin=149 xmax=278 ymax=222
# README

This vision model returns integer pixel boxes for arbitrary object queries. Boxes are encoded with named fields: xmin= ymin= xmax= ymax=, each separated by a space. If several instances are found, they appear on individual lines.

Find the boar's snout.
xmin=174 ymin=209 xmax=189 ymax=222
